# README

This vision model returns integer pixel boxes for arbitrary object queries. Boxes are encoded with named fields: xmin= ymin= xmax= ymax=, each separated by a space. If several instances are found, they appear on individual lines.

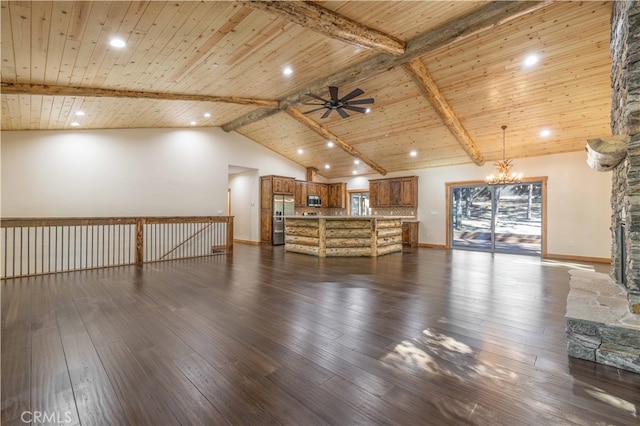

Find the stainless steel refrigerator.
xmin=273 ymin=194 xmax=295 ymax=245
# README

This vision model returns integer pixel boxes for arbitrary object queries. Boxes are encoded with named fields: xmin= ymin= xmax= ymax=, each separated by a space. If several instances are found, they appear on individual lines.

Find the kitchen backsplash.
xmin=295 ymin=207 xmax=346 ymax=216
xmin=294 ymin=206 xmax=416 ymax=217
xmin=371 ymin=207 xmax=416 ymax=217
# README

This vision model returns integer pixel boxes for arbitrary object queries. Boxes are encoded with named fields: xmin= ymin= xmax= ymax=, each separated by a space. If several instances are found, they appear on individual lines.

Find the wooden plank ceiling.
xmin=1 ymin=1 xmax=612 ymax=179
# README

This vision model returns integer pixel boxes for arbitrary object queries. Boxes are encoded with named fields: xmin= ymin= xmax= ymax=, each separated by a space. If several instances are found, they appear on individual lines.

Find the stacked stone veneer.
xmin=566 ymin=270 xmax=640 ymax=373
xmin=611 ymin=0 xmax=640 ymax=314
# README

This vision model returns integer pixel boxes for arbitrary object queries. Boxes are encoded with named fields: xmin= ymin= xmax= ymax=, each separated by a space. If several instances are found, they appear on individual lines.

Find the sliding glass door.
xmin=450 ymin=182 xmax=542 ymax=255
xmin=451 ymin=186 xmax=493 ymax=250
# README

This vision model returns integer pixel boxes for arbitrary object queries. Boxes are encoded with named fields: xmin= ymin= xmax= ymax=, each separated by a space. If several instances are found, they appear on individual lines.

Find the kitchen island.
xmin=284 ymin=216 xmax=404 ymax=257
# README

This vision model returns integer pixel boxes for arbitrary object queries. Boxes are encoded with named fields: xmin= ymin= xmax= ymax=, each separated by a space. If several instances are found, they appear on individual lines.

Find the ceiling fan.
xmin=304 ymin=86 xmax=374 ymax=119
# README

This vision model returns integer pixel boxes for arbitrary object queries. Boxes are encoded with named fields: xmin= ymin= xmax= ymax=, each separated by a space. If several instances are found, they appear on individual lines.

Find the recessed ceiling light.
xmin=365 ymin=108 xmax=371 ymax=114
xmin=204 ymin=112 xmax=211 ymax=118
xmin=190 ymin=121 xmax=197 ymax=126
xmin=540 ymin=129 xmax=551 ymax=137
xmin=75 ymin=110 xmax=85 ymax=116
xmin=324 ymin=164 xmax=330 ymax=169
xmin=352 ymin=170 xmax=358 ymax=175
xmin=524 ymin=54 xmax=539 ymax=67
xmin=283 ymin=66 xmax=293 ymax=76
xmin=354 ymin=159 xmax=360 ymax=165
xmin=70 ymin=121 xmax=80 ymax=127
xmin=327 ymin=141 xmax=334 ymax=148
xmin=110 ymin=38 xmax=126 ymax=48
xmin=410 ymin=150 xmax=417 ymax=157
xmin=297 ymin=148 xmax=304 ymax=154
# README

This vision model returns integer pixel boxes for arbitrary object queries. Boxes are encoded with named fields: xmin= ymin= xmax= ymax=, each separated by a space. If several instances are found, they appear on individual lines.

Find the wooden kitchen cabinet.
xmin=374 ymin=180 xmax=391 ymax=207
xmin=261 ymin=177 xmax=273 ymax=208
xmin=402 ymin=221 xmax=419 ymax=247
xmin=390 ymin=179 xmax=402 ymax=206
xmin=260 ymin=176 xmax=274 ymax=245
xmin=319 ymin=184 xmax=329 ymax=207
xmin=307 ymin=182 xmax=319 ymax=196
xmin=369 ymin=176 xmax=418 ymax=209
xmin=369 ymin=181 xmax=379 ymax=207
xmin=328 ymin=182 xmax=346 ymax=208
xmin=272 ymin=176 xmax=295 ymax=194
xmin=260 ymin=209 xmax=273 ymax=243
xmin=401 ymin=176 xmax=418 ymax=207
xmin=294 ymin=180 xmax=307 ymax=207
xmin=299 ymin=181 xmax=342 ymax=207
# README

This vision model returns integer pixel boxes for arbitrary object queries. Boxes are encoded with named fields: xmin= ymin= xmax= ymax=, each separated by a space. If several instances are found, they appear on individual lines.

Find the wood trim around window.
xmin=346 ymin=188 xmax=369 ymax=216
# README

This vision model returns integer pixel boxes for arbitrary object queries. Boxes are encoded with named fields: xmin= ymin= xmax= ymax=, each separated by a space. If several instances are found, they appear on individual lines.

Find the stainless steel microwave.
xmin=307 ymin=195 xmax=321 ymax=207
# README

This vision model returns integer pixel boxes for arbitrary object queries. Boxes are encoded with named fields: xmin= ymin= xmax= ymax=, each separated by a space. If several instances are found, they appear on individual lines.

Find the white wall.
xmin=341 ymin=151 xmax=612 ymax=259
xmin=1 ymin=127 xmax=306 ymax=243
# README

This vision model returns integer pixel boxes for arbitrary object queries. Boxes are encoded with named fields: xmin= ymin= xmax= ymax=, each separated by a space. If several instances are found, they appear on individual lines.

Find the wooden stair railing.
xmin=1 ymin=216 xmax=234 ymax=279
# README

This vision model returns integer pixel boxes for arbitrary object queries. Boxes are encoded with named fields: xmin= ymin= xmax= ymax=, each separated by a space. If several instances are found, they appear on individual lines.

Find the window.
xmin=350 ymin=192 xmax=370 ymax=216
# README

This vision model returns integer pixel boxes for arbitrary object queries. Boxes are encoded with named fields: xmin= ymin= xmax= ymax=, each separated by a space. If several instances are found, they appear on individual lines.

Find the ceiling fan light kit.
xmin=304 ymin=86 xmax=374 ymax=118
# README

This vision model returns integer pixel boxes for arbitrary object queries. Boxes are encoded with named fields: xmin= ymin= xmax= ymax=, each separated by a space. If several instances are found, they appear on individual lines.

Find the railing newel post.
xmin=227 ymin=216 xmax=234 ymax=253
xmin=136 ymin=218 xmax=145 ymax=266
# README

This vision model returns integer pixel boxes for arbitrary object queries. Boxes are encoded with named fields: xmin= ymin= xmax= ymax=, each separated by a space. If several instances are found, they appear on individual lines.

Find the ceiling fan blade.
xmin=339 ymin=88 xmax=364 ymax=102
xmin=321 ymin=109 xmax=332 ymax=119
xmin=303 ymin=102 xmax=326 ymax=106
xmin=329 ymin=86 xmax=339 ymax=101
xmin=304 ymin=107 xmax=329 ymax=114
xmin=343 ymin=105 xmax=368 ymax=114
xmin=337 ymin=108 xmax=350 ymax=119
xmin=346 ymin=98 xmax=374 ymax=105
xmin=305 ymin=92 xmax=328 ymax=102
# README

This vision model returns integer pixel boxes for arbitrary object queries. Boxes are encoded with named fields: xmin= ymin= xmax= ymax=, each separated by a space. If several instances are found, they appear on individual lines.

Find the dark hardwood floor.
xmin=2 ymin=244 xmax=639 ymax=425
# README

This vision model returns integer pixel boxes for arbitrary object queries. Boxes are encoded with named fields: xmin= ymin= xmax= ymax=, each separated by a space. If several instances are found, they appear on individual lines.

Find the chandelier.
xmin=485 ymin=125 xmax=523 ymax=185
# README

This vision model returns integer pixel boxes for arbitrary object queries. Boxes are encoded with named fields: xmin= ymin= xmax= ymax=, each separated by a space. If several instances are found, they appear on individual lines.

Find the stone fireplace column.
xmin=611 ymin=0 xmax=640 ymax=314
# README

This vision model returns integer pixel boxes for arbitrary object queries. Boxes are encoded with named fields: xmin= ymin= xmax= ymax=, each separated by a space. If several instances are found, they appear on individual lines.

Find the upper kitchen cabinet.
xmin=297 ymin=181 xmax=344 ymax=208
xmin=294 ymin=181 xmax=308 ymax=207
xmin=369 ymin=180 xmax=390 ymax=207
xmin=306 ymin=182 xmax=319 ymax=197
xmin=369 ymin=176 xmax=418 ymax=209
xmin=272 ymin=176 xmax=295 ymax=194
xmin=320 ymin=185 xmax=329 ymax=207
xmin=328 ymin=183 xmax=346 ymax=208
xmin=307 ymin=182 xmax=328 ymax=206
xmin=401 ymin=176 xmax=418 ymax=207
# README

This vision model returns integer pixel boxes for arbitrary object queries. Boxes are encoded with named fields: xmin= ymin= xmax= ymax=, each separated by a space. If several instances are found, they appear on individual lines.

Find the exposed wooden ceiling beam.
xmin=243 ymin=1 xmax=406 ymax=56
xmin=285 ymin=108 xmax=387 ymax=176
xmin=222 ymin=1 xmax=549 ymax=132
xmin=404 ymin=59 xmax=485 ymax=166
xmin=0 ymin=82 xmax=279 ymax=108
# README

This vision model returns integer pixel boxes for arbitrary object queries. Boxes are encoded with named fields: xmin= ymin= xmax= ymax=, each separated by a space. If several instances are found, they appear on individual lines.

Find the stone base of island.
xmin=284 ymin=216 xmax=403 ymax=257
